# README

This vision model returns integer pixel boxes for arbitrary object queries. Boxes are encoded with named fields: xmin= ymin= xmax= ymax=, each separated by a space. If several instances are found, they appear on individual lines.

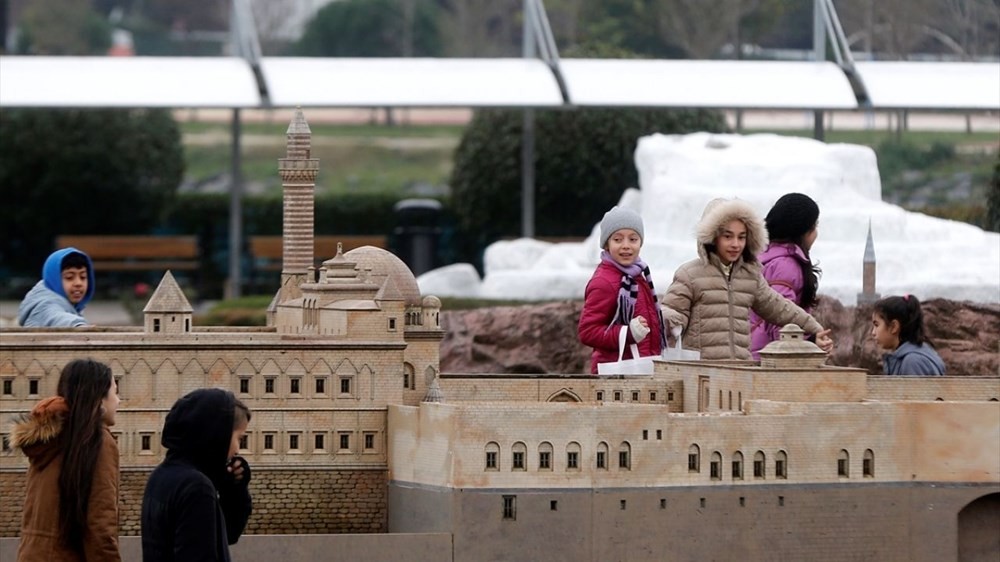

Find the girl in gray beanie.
xmin=578 ymin=206 xmax=667 ymax=374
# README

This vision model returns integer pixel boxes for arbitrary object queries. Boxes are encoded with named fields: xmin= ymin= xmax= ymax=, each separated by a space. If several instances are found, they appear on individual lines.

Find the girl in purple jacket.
xmin=749 ymin=193 xmax=823 ymax=359
xmin=578 ymin=206 xmax=667 ymax=374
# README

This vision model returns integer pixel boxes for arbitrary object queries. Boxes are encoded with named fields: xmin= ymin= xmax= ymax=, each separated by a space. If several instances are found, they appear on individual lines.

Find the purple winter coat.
xmin=749 ymin=242 xmax=813 ymax=359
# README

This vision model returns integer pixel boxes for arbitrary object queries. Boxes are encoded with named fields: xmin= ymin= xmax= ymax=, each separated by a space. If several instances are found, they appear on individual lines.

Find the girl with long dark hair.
xmin=12 ymin=358 xmax=121 ymax=561
xmin=749 ymin=193 xmax=825 ymax=359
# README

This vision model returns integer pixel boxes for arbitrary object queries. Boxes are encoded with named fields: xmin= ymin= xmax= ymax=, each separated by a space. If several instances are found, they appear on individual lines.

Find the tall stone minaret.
xmin=275 ymin=108 xmax=319 ymax=305
xmin=857 ymin=219 xmax=880 ymax=305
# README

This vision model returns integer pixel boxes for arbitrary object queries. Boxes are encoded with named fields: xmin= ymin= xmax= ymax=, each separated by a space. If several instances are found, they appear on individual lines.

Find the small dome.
xmin=344 ymin=246 xmax=422 ymax=306
xmin=422 ymin=295 xmax=441 ymax=308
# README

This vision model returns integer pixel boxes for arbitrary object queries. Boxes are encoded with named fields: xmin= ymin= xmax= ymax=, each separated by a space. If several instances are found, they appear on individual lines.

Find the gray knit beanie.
xmin=599 ymin=206 xmax=644 ymax=248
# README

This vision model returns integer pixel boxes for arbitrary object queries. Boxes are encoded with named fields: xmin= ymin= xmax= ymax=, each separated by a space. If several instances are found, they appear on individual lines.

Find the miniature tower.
xmin=277 ymin=108 xmax=319 ymax=305
xmin=143 ymin=270 xmax=194 ymax=334
xmin=857 ymin=219 xmax=881 ymax=305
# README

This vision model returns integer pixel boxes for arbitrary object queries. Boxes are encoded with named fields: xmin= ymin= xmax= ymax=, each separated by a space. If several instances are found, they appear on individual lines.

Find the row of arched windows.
xmin=687 ymin=445 xmax=877 ymax=479
xmin=484 ymin=441 xmax=632 ymax=472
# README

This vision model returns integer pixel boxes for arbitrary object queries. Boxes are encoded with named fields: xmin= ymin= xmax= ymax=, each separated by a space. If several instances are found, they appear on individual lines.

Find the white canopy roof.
xmin=854 ymin=61 xmax=1000 ymax=111
xmin=558 ymin=59 xmax=859 ymax=109
xmin=2 ymin=55 xmax=998 ymax=112
xmin=259 ymin=57 xmax=565 ymax=108
xmin=0 ymin=56 xmax=262 ymax=108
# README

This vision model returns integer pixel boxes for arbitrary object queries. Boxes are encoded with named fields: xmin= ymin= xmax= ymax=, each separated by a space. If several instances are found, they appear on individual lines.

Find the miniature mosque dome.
xmin=344 ymin=246 xmax=422 ymax=306
xmin=422 ymin=295 xmax=441 ymax=308
xmin=757 ymin=324 xmax=828 ymax=369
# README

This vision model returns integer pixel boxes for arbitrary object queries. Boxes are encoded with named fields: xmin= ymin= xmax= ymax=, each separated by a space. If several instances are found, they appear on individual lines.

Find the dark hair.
xmin=234 ymin=397 xmax=251 ymax=429
xmin=57 ymin=359 xmax=113 ymax=553
xmin=61 ymin=252 xmax=89 ymax=272
xmin=873 ymin=295 xmax=930 ymax=346
xmin=765 ymin=193 xmax=822 ymax=308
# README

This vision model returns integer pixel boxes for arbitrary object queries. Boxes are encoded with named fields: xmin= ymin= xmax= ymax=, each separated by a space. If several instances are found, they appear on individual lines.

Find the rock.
xmin=441 ymin=298 xmax=999 ymax=376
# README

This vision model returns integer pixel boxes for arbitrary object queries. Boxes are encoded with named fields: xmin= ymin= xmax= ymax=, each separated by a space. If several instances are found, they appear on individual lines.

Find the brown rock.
xmin=442 ymin=298 xmax=999 ymax=376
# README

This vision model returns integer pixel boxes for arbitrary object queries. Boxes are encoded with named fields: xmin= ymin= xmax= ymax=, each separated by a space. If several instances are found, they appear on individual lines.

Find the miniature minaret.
xmin=856 ymin=219 xmax=881 ymax=305
xmin=276 ymin=108 xmax=319 ymax=304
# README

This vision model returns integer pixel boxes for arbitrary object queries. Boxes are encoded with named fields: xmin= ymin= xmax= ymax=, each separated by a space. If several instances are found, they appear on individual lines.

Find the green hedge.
xmin=448 ymin=107 xmax=729 ymax=268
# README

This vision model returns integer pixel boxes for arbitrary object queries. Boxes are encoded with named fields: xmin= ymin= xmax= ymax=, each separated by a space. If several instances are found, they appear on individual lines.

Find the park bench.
xmin=55 ymin=235 xmax=200 ymax=274
xmin=249 ymin=235 xmax=388 ymax=275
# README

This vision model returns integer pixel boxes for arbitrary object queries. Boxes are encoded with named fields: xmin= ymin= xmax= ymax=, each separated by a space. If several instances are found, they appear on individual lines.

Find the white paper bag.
xmin=598 ymin=327 xmax=655 ymax=376
xmin=661 ymin=327 xmax=700 ymax=361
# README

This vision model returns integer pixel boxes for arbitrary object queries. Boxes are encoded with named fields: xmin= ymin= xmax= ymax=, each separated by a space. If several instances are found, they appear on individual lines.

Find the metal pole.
xmin=228 ymin=108 xmax=243 ymax=299
xmin=521 ymin=0 xmax=536 ymax=239
xmin=813 ymin=0 xmax=826 ymax=141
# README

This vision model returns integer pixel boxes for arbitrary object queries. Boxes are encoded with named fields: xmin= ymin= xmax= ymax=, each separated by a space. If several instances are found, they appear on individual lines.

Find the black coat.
xmin=141 ymin=389 xmax=252 ymax=562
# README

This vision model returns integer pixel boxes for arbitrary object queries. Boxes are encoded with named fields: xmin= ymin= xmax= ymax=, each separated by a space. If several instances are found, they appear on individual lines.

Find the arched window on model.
xmin=618 ymin=441 xmax=631 ymax=470
xmin=688 ymin=444 xmax=700 ymax=473
xmin=596 ymin=441 xmax=609 ymax=470
xmin=538 ymin=441 xmax=553 ymax=471
xmin=567 ymin=441 xmax=582 ymax=471
xmin=838 ymin=449 xmax=850 ymax=477
xmin=753 ymin=451 xmax=766 ymax=479
xmin=863 ymin=449 xmax=874 ymax=478
xmin=512 ymin=441 xmax=527 ymax=471
xmin=732 ymin=451 xmax=744 ymax=480
xmin=485 ymin=442 xmax=500 ymax=471
xmin=775 ymin=450 xmax=787 ymax=479
xmin=710 ymin=451 xmax=722 ymax=480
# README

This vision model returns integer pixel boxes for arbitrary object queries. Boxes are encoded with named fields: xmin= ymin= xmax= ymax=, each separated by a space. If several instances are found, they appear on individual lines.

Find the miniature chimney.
xmin=757 ymin=324 xmax=827 ymax=369
xmin=857 ymin=219 xmax=881 ymax=305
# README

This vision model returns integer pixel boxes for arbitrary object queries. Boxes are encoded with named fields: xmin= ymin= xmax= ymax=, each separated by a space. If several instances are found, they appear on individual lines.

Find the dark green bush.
xmin=448 ymin=108 xmax=729 ymax=265
xmin=0 ymin=109 xmax=183 ymax=278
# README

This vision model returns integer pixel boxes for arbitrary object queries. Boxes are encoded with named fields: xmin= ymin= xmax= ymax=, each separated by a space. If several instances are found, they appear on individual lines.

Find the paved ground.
xmin=1 ymin=300 xmax=137 ymax=327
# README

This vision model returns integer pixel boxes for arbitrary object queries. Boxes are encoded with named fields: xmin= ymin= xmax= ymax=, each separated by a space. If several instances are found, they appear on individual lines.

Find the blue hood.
xmin=42 ymin=247 xmax=95 ymax=312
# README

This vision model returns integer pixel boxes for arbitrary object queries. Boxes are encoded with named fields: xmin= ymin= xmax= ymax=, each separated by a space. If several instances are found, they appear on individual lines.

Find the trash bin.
xmin=393 ymin=198 xmax=442 ymax=276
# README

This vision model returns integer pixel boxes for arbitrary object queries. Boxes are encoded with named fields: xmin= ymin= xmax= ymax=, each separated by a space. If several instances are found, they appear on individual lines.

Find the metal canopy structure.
xmin=559 ymin=59 xmax=859 ymax=109
xmin=260 ymin=57 xmax=565 ymax=108
xmin=0 ymin=56 xmax=262 ymax=108
xmin=854 ymin=61 xmax=1000 ymax=111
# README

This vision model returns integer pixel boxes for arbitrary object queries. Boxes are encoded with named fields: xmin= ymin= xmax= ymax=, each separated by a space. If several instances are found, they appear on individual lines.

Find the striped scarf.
xmin=600 ymin=251 xmax=668 ymax=350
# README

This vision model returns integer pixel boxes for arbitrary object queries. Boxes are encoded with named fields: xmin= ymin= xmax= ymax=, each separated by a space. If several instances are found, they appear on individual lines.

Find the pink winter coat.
xmin=579 ymin=261 xmax=664 ymax=374
xmin=749 ymin=242 xmax=813 ymax=359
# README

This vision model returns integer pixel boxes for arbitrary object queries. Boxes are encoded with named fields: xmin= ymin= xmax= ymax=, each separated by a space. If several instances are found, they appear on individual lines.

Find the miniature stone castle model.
xmin=1 ymin=112 xmax=997 ymax=562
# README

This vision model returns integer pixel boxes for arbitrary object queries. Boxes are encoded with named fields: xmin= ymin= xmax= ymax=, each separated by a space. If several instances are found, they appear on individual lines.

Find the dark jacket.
xmin=883 ymin=341 xmax=946 ymax=376
xmin=12 ymin=396 xmax=121 ymax=562
xmin=141 ymin=389 xmax=252 ymax=562
xmin=579 ymin=261 xmax=665 ymax=373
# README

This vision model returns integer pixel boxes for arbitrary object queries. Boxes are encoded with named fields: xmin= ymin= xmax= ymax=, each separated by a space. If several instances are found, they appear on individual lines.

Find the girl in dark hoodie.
xmin=141 ymin=388 xmax=252 ymax=561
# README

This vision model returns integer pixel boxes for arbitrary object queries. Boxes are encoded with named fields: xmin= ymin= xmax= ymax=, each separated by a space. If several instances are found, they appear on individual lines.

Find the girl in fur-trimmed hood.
xmin=11 ymin=359 xmax=121 ymax=562
xmin=661 ymin=198 xmax=832 ymax=360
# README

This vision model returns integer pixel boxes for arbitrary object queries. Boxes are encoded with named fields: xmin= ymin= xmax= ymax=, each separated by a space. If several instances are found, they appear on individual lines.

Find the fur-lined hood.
xmin=695 ymin=198 xmax=768 ymax=264
xmin=10 ymin=396 xmax=67 ymax=468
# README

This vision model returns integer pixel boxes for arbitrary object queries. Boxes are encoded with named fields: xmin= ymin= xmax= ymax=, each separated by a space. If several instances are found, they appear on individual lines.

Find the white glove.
xmin=629 ymin=316 xmax=650 ymax=343
xmin=671 ymin=326 xmax=682 ymax=344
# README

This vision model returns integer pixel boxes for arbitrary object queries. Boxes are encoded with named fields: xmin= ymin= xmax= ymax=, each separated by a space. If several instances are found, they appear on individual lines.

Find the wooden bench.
xmin=55 ymin=235 xmax=200 ymax=273
xmin=249 ymin=235 xmax=388 ymax=273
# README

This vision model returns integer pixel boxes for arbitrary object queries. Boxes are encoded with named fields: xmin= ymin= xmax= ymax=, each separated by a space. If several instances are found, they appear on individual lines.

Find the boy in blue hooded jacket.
xmin=18 ymin=247 xmax=95 ymax=327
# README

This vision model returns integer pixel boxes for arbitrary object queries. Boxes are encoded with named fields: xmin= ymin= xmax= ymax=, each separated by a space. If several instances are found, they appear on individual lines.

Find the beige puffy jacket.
xmin=662 ymin=198 xmax=823 ymax=360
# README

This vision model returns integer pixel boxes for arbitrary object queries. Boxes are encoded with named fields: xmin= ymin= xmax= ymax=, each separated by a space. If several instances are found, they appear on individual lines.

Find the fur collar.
xmin=10 ymin=396 xmax=67 ymax=450
xmin=695 ymin=198 xmax=768 ymax=264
